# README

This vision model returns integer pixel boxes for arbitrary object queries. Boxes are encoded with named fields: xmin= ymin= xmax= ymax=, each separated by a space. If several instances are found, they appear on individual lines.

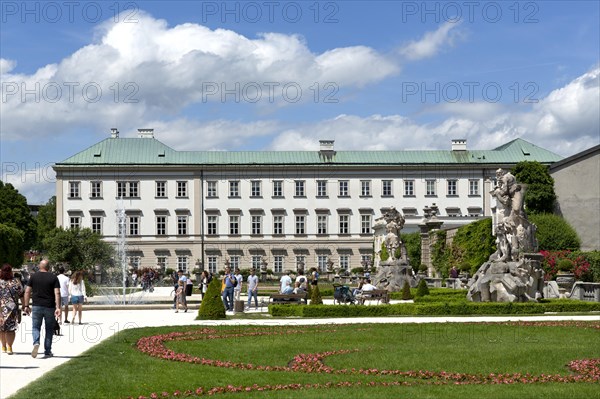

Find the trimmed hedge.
xmin=268 ymin=300 xmax=600 ymax=317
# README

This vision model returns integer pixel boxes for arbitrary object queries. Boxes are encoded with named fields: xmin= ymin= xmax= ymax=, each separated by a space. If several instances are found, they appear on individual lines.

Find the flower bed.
xmin=129 ymin=322 xmax=600 ymax=398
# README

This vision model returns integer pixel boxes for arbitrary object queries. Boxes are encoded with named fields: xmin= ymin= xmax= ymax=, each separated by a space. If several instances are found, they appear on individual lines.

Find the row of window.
xmin=68 ymin=179 xmax=482 ymax=199
xmin=130 ymin=254 xmax=371 ymax=274
xmin=71 ymin=214 xmax=372 ymax=236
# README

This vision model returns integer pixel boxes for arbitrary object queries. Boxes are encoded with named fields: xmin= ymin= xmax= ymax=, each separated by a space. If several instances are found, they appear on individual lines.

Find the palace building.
xmin=53 ymin=129 xmax=562 ymax=274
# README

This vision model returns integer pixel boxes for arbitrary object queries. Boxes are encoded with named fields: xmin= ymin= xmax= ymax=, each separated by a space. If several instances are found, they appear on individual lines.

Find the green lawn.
xmin=11 ymin=321 xmax=600 ymax=399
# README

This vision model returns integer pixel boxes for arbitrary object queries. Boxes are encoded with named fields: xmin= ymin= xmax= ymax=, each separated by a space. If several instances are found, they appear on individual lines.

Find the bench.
xmin=356 ymin=289 xmax=389 ymax=305
xmin=269 ymin=293 xmax=308 ymax=305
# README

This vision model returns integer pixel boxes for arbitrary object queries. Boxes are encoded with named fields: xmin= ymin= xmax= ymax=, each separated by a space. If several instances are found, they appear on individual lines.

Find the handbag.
xmin=54 ymin=317 xmax=62 ymax=336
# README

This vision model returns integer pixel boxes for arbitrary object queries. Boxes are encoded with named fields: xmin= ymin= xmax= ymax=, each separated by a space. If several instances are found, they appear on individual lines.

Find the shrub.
xmin=448 ymin=218 xmax=496 ymax=275
xmin=196 ymin=277 xmax=226 ymax=320
xmin=310 ymin=284 xmax=323 ymax=305
xmin=401 ymin=232 xmax=422 ymax=269
xmin=557 ymin=259 xmax=574 ymax=272
xmin=530 ymin=213 xmax=580 ymax=251
xmin=401 ymin=280 xmax=412 ymax=300
xmin=415 ymin=279 xmax=430 ymax=297
xmin=583 ymin=251 xmax=600 ymax=282
xmin=540 ymin=250 xmax=591 ymax=280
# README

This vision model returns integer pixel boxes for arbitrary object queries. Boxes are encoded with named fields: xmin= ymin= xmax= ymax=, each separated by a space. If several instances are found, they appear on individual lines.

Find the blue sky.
xmin=1 ymin=1 xmax=599 ymax=204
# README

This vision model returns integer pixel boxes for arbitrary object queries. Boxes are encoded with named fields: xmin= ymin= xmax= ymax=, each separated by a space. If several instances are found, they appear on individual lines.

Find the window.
xmin=295 ymin=215 xmax=305 ymax=234
xmin=404 ymin=180 xmax=414 ymax=196
xmin=129 ymin=256 xmax=141 ymax=269
xmin=157 ymin=256 xmax=167 ymax=269
xmin=251 ymin=181 xmax=261 ymax=197
xmin=128 ymin=216 xmax=139 ymax=236
xmin=382 ymin=180 xmax=393 ymax=196
xmin=69 ymin=216 xmax=81 ymax=229
xmin=274 ymin=255 xmax=283 ymax=273
xmin=317 ymin=215 xmax=328 ymax=235
xmin=426 ymin=180 xmax=437 ymax=196
xmin=338 ymin=180 xmax=349 ymax=197
xmin=91 ymin=216 xmax=102 ymax=234
xmin=117 ymin=181 xmax=139 ymax=198
xmin=229 ymin=215 xmax=239 ymax=235
xmin=251 ymin=215 xmax=262 ymax=235
xmin=207 ymin=256 xmax=217 ymax=274
xmin=447 ymin=180 xmax=458 ymax=196
xmin=295 ymin=180 xmax=305 ymax=197
xmin=156 ymin=216 xmax=167 ymax=235
xmin=229 ymin=181 xmax=240 ymax=197
xmin=177 ymin=181 xmax=188 ymax=198
xmin=339 ymin=215 xmax=349 ymax=234
xmin=339 ymin=255 xmax=349 ymax=271
xmin=469 ymin=180 xmax=480 ymax=196
xmin=295 ymin=256 xmax=306 ymax=272
xmin=69 ymin=181 xmax=80 ymax=198
xmin=361 ymin=180 xmax=371 ymax=197
xmin=361 ymin=215 xmax=371 ymax=234
xmin=155 ymin=181 xmax=166 ymax=198
xmin=177 ymin=256 xmax=188 ymax=273
xmin=361 ymin=254 xmax=371 ymax=268
xmin=273 ymin=215 xmax=284 ymax=235
xmin=177 ymin=216 xmax=188 ymax=235
xmin=318 ymin=255 xmax=328 ymax=272
xmin=207 ymin=215 xmax=218 ymax=235
xmin=316 ymin=180 xmax=327 ymax=197
xmin=129 ymin=181 xmax=139 ymax=198
xmin=230 ymin=256 xmax=240 ymax=270
xmin=272 ymin=180 xmax=283 ymax=197
xmin=206 ymin=181 xmax=217 ymax=198
xmin=251 ymin=255 xmax=262 ymax=270
xmin=90 ymin=181 xmax=102 ymax=198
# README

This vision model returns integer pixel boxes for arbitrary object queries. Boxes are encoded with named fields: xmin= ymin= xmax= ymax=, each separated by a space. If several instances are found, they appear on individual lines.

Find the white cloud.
xmin=400 ymin=22 xmax=464 ymax=61
xmin=0 ymin=58 xmax=16 ymax=75
xmin=0 ymin=11 xmax=397 ymax=141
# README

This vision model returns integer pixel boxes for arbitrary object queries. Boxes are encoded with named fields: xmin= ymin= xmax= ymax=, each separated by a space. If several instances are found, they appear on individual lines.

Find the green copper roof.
xmin=55 ymin=137 xmax=563 ymax=167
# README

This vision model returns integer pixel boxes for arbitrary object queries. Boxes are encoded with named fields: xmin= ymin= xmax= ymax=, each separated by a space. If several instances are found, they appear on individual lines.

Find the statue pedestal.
xmin=372 ymin=260 xmax=414 ymax=291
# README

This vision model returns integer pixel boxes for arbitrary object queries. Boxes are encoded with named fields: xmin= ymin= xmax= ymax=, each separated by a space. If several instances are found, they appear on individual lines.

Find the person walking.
xmin=177 ymin=270 xmax=188 ymax=310
xmin=0 ymin=264 xmax=24 ymax=355
xmin=246 ymin=268 xmax=259 ymax=309
xmin=68 ymin=270 xmax=86 ymax=324
xmin=174 ymin=280 xmax=187 ymax=313
xmin=56 ymin=266 xmax=70 ymax=324
xmin=221 ymin=267 xmax=236 ymax=311
xmin=22 ymin=259 xmax=61 ymax=358
xmin=198 ymin=271 xmax=209 ymax=301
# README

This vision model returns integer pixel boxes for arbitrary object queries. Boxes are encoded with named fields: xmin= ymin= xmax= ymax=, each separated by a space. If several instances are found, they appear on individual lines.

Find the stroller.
xmin=333 ymin=284 xmax=355 ymax=305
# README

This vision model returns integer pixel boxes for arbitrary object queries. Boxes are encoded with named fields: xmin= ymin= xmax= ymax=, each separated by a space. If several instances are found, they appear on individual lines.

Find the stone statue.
xmin=382 ymin=207 xmax=405 ymax=260
xmin=468 ymin=169 xmax=543 ymax=302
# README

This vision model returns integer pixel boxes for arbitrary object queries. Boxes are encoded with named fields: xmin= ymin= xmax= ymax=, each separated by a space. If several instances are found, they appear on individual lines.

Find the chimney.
xmin=451 ymin=139 xmax=467 ymax=151
xmin=319 ymin=140 xmax=336 ymax=161
xmin=110 ymin=128 xmax=119 ymax=138
xmin=138 ymin=128 xmax=154 ymax=138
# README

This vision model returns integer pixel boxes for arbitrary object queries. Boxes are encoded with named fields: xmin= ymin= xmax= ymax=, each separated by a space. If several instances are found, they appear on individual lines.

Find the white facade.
xmin=54 ymin=133 xmax=561 ymax=273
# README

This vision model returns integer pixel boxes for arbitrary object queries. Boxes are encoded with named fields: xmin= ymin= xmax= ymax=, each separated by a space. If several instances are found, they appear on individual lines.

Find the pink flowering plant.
xmin=540 ymin=250 xmax=591 ymax=280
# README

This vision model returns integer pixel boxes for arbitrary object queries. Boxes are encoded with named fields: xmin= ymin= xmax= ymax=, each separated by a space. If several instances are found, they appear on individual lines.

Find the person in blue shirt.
xmin=221 ymin=267 xmax=236 ymax=311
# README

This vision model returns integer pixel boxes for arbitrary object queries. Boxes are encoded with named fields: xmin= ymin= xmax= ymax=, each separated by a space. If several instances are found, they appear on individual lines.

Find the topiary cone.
xmin=197 ymin=277 xmax=226 ymax=320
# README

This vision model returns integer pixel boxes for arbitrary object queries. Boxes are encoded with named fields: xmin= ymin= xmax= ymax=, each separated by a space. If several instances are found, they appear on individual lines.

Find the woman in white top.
xmin=68 ymin=270 xmax=86 ymax=324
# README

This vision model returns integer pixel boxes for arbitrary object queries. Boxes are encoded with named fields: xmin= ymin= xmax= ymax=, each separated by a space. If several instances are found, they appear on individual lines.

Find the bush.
xmin=530 ymin=213 xmax=580 ymax=251
xmin=401 ymin=232 xmax=422 ymax=269
xmin=540 ymin=250 xmax=591 ymax=280
xmin=310 ymin=284 xmax=323 ymax=305
xmin=415 ymin=279 xmax=430 ymax=297
xmin=401 ymin=280 xmax=412 ymax=300
xmin=583 ymin=251 xmax=600 ymax=282
xmin=269 ymin=300 xmax=600 ymax=317
xmin=196 ymin=277 xmax=225 ymax=320
xmin=557 ymin=259 xmax=574 ymax=272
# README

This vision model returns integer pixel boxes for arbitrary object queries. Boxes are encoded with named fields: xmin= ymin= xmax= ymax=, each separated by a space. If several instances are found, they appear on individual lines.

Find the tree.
xmin=401 ymin=232 xmax=422 ymax=269
xmin=35 ymin=196 xmax=56 ymax=250
xmin=0 ymin=181 xmax=36 ymax=249
xmin=43 ymin=227 xmax=114 ymax=270
xmin=512 ymin=161 xmax=556 ymax=214
xmin=310 ymin=284 xmax=323 ymax=305
xmin=0 ymin=223 xmax=25 ymax=266
xmin=197 ymin=277 xmax=226 ymax=320
xmin=415 ymin=279 xmax=430 ymax=297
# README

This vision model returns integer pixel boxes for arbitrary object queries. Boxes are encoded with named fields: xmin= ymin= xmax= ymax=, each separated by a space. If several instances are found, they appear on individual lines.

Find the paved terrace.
xmin=1 ymin=287 xmax=599 ymax=398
